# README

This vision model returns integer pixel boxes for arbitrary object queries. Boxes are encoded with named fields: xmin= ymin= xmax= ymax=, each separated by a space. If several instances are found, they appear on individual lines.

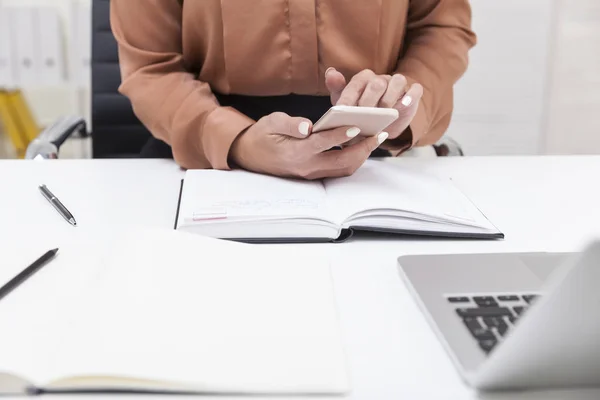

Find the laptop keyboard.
xmin=446 ymin=293 xmax=540 ymax=354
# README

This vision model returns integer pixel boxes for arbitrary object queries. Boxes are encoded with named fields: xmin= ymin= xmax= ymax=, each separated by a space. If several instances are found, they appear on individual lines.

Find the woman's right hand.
xmin=229 ymin=112 xmax=388 ymax=180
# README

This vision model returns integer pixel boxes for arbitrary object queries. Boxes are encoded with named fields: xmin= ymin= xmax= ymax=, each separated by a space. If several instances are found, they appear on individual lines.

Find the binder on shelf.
xmin=10 ymin=7 xmax=42 ymax=87
xmin=0 ymin=90 xmax=40 ymax=159
xmin=0 ymin=9 xmax=16 ymax=90
xmin=37 ymin=7 xmax=66 ymax=86
xmin=6 ymin=91 xmax=40 ymax=143
xmin=0 ymin=92 xmax=27 ymax=157
xmin=69 ymin=1 xmax=92 ymax=88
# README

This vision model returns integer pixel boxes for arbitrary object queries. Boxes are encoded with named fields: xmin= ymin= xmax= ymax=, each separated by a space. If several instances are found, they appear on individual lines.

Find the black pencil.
xmin=0 ymin=249 xmax=59 ymax=301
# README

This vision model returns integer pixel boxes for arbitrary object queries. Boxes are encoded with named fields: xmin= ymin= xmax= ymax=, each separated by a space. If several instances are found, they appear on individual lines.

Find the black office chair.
xmin=91 ymin=0 xmax=152 ymax=158
xmin=25 ymin=0 xmax=463 ymax=160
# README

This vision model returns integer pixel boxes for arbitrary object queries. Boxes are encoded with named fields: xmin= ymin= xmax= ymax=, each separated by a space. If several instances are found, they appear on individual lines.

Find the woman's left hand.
xmin=325 ymin=68 xmax=423 ymax=141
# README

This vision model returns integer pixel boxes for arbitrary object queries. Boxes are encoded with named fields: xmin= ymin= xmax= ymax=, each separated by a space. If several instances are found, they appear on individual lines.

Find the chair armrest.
xmin=25 ymin=116 xmax=88 ymax=160
xmin=433 ymin=137 xmax=464 ymax=157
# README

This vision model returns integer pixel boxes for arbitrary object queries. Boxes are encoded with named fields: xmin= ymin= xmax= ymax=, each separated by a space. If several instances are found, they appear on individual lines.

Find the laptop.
xmin=397 ymin=241 xmax=600 ymax=391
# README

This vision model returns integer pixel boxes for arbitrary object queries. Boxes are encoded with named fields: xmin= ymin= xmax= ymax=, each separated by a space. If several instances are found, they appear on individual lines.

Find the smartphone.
xmin=312 ymin=105 xmax=399 ymax=136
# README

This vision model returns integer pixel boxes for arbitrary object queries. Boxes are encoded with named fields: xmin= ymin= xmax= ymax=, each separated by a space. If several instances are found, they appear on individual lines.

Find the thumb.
xmin=325 ymin=67 xmax=347 ymax=105
xmin=264 ymin=112 xmax=313 ymax=139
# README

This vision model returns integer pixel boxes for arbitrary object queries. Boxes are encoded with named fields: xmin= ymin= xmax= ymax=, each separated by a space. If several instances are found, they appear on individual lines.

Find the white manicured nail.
xmin=346 ymin=127 xmax=361 ymax=138
xmin=377 ymin=132 xmax=389 ymax=145
xmin=298 ymin=121 xmax=311 ymax=136
xmin=401 ymin=96 xmax=412 ymax=107
xmin=325 ymin=67 xmax=336 ymax=76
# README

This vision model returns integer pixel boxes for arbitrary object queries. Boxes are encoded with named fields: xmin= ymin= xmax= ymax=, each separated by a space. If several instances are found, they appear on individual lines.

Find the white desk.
xmin=2 ymin=156 xmax=600 ymax=400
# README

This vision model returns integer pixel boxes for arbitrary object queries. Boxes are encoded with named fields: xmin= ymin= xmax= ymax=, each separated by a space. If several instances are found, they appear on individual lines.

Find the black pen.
xmin=0 ymin=249 xmax=59 ymax=301
xmin=39 ymin=184 xmax=77 ymax=226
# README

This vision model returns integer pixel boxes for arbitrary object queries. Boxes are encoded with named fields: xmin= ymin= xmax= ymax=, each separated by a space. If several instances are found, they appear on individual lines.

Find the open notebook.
xmin=0 ymin=230 xmax=349 ymax=395
xmin=175 ymin=160 xmax=503 ymax=242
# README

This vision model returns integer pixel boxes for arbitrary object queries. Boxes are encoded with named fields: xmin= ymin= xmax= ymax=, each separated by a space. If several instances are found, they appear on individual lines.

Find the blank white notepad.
xmin=0 ymin=229 xmax=349 ymax=396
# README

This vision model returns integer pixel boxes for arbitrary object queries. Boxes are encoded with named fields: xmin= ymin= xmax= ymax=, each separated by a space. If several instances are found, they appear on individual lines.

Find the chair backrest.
xmin=91 ymin=0 xmax=151 ymax=158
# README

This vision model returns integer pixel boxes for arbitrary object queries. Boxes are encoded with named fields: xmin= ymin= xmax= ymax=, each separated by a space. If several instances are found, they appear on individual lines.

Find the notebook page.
xmin=178 ymin=170 xmax=330 ymax=225
xmin=44 ymin=229 xmax=349 ymax=394
xmin=323 ymin=160 xmax=492 ymax=228
xmin=0 ymin=238 xmax=112 ymax=385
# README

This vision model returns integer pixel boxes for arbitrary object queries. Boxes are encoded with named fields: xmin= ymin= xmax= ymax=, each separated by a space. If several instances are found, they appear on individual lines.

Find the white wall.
xmin=446 ymin=0 xmax=558 ymax=156
xmin=446 ymin=0 xmax=600 ymax=156
xmin=544 ymin=0 xmax=600 ymax=154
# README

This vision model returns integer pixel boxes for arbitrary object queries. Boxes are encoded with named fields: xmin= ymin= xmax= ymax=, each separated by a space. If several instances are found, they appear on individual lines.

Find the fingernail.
xmin=346 ymin=127 xmax=361 ymax=138
xmin=325 ymin=67 xmax=336 ymax=76
xmin=401 ymin=96 xmax=412 ymax=107
xmin=298 ymin=121 xmax=311 ymax=136
xmin=377 ymin=132 xmax=389 ymax=145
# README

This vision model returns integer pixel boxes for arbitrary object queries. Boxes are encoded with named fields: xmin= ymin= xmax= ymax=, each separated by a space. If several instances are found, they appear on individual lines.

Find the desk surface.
xmin=2 ymin=156 xmax=600 ymax=400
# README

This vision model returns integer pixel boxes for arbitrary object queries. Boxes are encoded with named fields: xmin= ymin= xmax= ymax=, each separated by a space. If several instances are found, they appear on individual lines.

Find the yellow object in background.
xmin=6 ymin=91 xmax=40 ymax=143
xmin=0 ymin=91 xmax=27 ymax=158
xmin=0 ymin=90 xmax=40 ymax=158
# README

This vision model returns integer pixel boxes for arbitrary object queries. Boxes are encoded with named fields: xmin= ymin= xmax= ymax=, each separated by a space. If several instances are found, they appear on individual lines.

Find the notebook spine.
xmin=332 ymin=228 xmax=354 ymax=243
xmin=351 ymin=226 xmax=504 ymax=240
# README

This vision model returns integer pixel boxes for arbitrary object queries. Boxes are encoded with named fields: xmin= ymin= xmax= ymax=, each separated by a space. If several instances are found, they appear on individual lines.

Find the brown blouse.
xmin=111 ymin=0 xmax=476 ymax=169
